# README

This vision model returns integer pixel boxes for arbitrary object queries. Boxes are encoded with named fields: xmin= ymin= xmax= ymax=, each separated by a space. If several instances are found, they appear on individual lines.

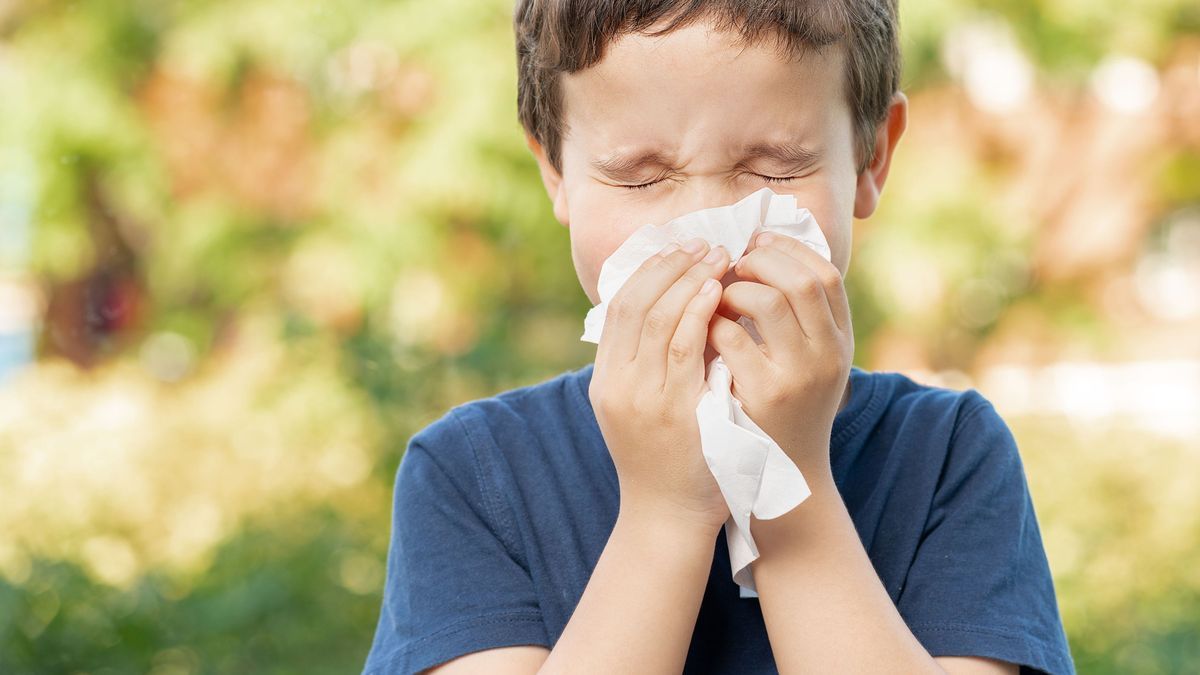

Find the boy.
xmin=364 ymin=1 xmax=1075 ymax=673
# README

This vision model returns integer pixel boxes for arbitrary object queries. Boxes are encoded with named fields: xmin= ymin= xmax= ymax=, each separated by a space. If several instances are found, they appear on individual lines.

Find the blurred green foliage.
xmin=1 ymin=0 xmax=1198 ymax=673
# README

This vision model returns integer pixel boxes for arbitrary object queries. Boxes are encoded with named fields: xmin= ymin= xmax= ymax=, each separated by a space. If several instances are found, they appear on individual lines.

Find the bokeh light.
xmin=1 ymin=1 xmax=1198 ymax=673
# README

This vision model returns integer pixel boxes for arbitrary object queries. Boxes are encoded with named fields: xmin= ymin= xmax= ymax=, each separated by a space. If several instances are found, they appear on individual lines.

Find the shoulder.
xmin=869 ymin=369 xmax=994 ymax=421
xmin=841 ymin=368 xmax=1020 ymax=490
xmin=405 ymin=363 xmax=595 ymax=477
xmin=870 ymin=378 xmax=1073 ymax=674
xmin=862 ymin=370 xmax=1028 ymax=503
xmin=392 ymin=365 xmax=596 ymax=548
xmin=847 ymin=368 xmax=1003 ymax=442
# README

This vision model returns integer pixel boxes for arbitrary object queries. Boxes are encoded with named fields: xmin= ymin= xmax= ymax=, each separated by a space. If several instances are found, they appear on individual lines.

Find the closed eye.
xmin=754 ymin=173 xmax=802 ymax=184
xmin=617 ymin=172 xmax=806 ymax=190
xmin=621 ymin=179 xmax=665 ymax=191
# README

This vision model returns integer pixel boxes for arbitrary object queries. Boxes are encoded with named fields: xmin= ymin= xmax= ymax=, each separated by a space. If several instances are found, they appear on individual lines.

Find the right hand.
xmin=588 ymin=238 xmax=732 ymax=534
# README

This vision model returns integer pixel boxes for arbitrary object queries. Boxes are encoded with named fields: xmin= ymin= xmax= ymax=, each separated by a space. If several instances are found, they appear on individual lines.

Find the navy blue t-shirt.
xmin=363 ymin=364 xmax=1075 ymax=674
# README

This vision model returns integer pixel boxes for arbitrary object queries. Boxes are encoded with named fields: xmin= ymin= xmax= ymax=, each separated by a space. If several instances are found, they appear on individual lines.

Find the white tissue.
xmin=579 ymin=187 xmax=832 ymax=597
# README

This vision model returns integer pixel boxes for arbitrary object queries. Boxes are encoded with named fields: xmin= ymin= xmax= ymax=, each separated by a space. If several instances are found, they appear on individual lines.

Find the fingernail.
xmin=683 ymin=238 xmax=707 ymax=254
xmin=660 ymin=242 xmax=680 ymax=256
xmin=703 ymin=246 xmax=724 ymax=264
xmin=701 ymin=278 xmax=719 ymax=295
xmin=757 ymin=232 xmax=776 ymax=246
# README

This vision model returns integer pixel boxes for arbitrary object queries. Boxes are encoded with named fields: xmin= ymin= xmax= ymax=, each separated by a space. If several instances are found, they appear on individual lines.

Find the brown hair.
xmin=514 ymin=0 xmax=901 ymax=175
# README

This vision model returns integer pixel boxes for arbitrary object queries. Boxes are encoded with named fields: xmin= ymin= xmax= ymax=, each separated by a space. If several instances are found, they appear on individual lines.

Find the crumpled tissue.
xmin=579 ymin=187 xmax=832 ymax=598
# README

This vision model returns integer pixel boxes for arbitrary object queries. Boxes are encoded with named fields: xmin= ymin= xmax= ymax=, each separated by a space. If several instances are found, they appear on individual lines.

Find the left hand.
xmin=705 ymin=231 xmax=854 ymax=480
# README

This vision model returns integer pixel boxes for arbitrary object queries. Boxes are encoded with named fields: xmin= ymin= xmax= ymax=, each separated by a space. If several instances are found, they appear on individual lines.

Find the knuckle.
xmin=609 ymin=297 xmax=636 ymax=323
xmin=642 ymin=252 xmax=669 ymax=270
xmin=647 ymin=249 xmax=675 ymax=267
xmin=819 ymin=268 xmax=843 ymax=292
xmin=644 ymin=306 xmax=673 ymax=335
xmin=631 ymin=256 xmax=666 ymax=281
xmin=797 ymin=274 xmax=824 ymax=300
xmin=759 ymin=288 xmax=791 ymax=320
xmin=668 ymin=339 xmax=693 ymax=364
xmin=604 ymin=298 xmax=621 ymax=322
xmin=664 ymin=250 xmax=692 ymax=274
xmin=714 ymin=320 xmax=750 ymax=349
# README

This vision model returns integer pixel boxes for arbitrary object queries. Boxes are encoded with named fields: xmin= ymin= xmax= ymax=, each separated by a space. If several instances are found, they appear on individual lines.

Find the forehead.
xmin=558 ymin=19 xmax=848 ymax=154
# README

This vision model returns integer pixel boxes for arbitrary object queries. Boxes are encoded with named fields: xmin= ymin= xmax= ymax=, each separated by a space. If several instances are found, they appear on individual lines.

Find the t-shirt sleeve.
xmin=896 ymin=393 xmax=1076 ymax=675
xmin=362 ymin=409 xmax=548 ymax=674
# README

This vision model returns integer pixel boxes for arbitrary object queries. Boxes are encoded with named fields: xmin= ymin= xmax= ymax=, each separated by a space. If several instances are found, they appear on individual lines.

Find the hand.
xmin=589 ymin=238 xmax=732 ymax=534
xmin=706 ymin=231 xmax=854 ymax=480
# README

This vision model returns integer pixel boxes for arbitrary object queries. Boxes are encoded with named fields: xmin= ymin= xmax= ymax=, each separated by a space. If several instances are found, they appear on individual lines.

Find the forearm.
xmin=538 ymin=505 xmax=717 ymax=674
xmin=751 ymin=472 xmax=945 ymax=675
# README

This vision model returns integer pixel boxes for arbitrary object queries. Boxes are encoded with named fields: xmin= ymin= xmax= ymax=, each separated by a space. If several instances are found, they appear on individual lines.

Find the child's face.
xmin=530 ymin=18 xmax=902 ymax=306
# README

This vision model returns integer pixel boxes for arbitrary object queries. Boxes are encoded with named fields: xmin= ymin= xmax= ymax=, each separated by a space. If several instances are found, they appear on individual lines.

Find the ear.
xmin=853 ymin=91 xmax=908 ymax=219
xmin=525 ymin=133 xmax=570 ymax=228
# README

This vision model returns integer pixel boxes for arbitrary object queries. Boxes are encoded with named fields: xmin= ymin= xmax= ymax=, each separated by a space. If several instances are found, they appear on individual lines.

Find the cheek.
xmin=566 ymin=191 xmax=644 ymax=303
xmin=821 ymin=214 xmax=853 ymax=276
xmin=791 ymin=180 xmax=855 ymax=276
xmin=805 ymin=201 xmax=851 ymax=274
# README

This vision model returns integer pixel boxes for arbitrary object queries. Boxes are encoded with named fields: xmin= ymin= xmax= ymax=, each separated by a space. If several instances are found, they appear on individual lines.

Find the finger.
xmin=733 ymin=246 xmax=839 ymax=342
xmin=641 ymin=246 xmax=729 ymax=382
xmin=717 ymin=280 xmax=807 ymax=364
xmin=750 ymin=232 xmax=851 ymax=333
xmin=599 ymin=239 xmax=709 ymax=365
xmin=707 ymin=313 xmax=770 ymax=382
xmin=663 ymin=273 xmax=724 ymax=396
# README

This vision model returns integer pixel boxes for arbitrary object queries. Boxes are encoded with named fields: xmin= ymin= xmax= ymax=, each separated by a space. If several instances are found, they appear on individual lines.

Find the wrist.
xmin=750 ymin=470 xmax=843 ymax=550
xmin=607 ymin=510 xmax=719 ymax=586
xmin=616 ymin=497 xmax=725 ymax=545
xmin=784 ymin=431 xmax=836 ymax=481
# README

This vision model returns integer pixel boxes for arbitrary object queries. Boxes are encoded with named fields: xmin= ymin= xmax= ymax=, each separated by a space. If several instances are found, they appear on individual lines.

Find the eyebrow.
xmin=589 ymin=150 xmax=674 ymax=182
xmin=588 ymin=139 xmax=822 ymax=182
xmin=740 ymin=140 xmax=822 ymax=169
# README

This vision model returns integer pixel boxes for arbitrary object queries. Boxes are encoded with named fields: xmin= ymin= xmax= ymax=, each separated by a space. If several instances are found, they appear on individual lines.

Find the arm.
xmin=431 ymin=512 xmax=717 ymax=675
xmin=751 ymin=471 xmax=1017 ymax=675
xmin=538 ymin=508 xmax=718 ymax=673
xmin=710 ymin=233 xmax=1026 ymax=675
xmin=428 ymin=509 xmax=716 ymax=674
xmin=431 ymin=239 xmax=733 ymax=673
xmin=428 ymin=477 xmax=1012 ymax=675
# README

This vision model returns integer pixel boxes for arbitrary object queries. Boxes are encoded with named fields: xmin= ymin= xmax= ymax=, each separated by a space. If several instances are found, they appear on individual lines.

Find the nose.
xmin=657 ymin=182 xmax=764 ymax=278
xmin=663 ymin=183 xmax=759 ymax=224
xmin=658 ymin=181 xmax=769 ymax=301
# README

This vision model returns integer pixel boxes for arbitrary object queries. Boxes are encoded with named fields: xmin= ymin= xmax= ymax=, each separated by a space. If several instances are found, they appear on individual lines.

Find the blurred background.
xmin=1 ymin=0 xmax=1197 ymax=673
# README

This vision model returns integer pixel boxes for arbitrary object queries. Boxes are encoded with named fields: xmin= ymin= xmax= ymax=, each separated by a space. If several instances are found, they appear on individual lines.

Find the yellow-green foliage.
xmin=1 ymin=0 xmax=1197 ymax=672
